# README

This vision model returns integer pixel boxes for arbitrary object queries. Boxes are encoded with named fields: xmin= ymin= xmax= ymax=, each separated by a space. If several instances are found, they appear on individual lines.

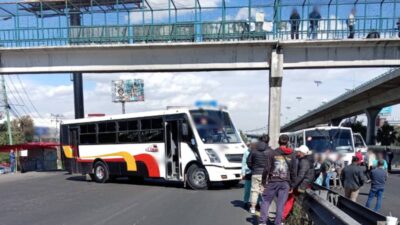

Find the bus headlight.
xmin=205 ymin=149 xmax=221 ymax=163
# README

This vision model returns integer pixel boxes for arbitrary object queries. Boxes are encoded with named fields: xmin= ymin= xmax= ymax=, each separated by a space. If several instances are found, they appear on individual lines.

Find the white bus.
xmin=60 ymin=107 xmax=246 ymax=190
xmin=284 ymin=126 xmax=355 ymax=165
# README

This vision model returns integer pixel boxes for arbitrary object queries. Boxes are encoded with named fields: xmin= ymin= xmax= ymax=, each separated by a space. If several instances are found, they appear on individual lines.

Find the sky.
xmin=4 ymin=68 xmax=399 ymax=133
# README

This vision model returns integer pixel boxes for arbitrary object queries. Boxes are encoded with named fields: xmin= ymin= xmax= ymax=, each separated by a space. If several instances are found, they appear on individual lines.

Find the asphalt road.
xmin=0 ymin=171 xmax=399 ymax=225
xmin=356 ymin=171 xmax=400 ymax=218
xmin=0 ymin=172 xmax=255 ymax=225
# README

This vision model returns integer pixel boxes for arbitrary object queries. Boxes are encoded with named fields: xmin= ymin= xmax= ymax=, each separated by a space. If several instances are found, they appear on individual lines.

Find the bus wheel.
xmin=187 ymin=164 xmax=209 ymax=190
xmin=93 ymin=161 xmax=109 ymax=183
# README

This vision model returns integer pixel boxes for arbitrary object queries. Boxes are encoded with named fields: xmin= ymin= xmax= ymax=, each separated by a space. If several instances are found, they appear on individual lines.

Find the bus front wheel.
xmin=93 ymin=161 xmax=109 ymax=183
xmin=186 ymin=164 xmax=209 ymax=190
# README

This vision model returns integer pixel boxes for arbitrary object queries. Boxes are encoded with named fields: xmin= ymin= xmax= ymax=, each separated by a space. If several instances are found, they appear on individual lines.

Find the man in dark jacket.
xmin=247 ymin=138 xmax=272 ymax=214
xmin=259 ymin=135 xmax=296 ymax=225
xmin=341 ymin=156 xmax=366 ymax=202
xmin=365 ymin=160 xmax=387 ymax=212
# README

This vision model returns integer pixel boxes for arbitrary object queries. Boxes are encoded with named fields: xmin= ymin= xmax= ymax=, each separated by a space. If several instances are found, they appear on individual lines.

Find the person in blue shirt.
xmin=365 ymin=160 xmax=387 ymax=212
xmin=9 ymin=150 xmax=16 ymax=173
xmin=241 ymin=140 xmax=256 ymax=209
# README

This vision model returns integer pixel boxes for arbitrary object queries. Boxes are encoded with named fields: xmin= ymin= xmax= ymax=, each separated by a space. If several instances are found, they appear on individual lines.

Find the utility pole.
xmin=51 ymin=113 xmax=64 ymax=142
xmin=1 ymin=75 xmax=15 ymax=171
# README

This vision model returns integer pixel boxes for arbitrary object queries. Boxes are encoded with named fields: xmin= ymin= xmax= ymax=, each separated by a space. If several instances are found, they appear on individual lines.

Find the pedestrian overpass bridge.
xmin=1 ymin=0 xmax=399 ymax=147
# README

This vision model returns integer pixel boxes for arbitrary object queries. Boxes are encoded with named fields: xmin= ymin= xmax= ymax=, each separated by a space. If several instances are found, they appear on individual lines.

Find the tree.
xmin=342 ymin=120 xmax=367 ymax=140
xmin=0 ymin=116 xmax=34 ymax=145
xmin=376 ymin=122 xmax=397 ymax=146
xmin=239 ymin=130 xmax=248 ymax=144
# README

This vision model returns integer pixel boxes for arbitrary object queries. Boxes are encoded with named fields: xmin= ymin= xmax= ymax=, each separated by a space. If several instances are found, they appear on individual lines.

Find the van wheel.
xmin=93 ymin=161 xmax=109 ymax=183
xmin=186 ymin=164 xmax=209 ymax=190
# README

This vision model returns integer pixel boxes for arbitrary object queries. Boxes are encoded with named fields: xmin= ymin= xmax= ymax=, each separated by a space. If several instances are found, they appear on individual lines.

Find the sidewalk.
xmin=0 ymin=171 xmax=62 ymax=183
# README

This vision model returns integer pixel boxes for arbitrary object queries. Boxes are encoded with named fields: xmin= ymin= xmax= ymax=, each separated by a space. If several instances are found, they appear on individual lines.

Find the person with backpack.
xmin=282 ymin=145 xmax=314 ymax=221
xmin=247 ymin=137 xmax=272 ymax=214
xmin=259 ymin=135 xmax=296 ymax=225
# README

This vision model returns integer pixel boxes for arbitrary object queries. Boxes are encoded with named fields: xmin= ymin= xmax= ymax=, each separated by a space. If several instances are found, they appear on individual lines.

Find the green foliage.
xmin=343 ymin=120 xmax=367 ymax=140
xmin=0 ymin=116 xmax=34 ymax=145
xmin=0 ymin=152 xmax=9 ymax=163
xmin=377 ymin=122 xmax=397 ymax=146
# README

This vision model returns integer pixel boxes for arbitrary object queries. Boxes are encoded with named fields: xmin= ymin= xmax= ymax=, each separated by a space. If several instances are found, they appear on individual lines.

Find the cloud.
xmin=8 ymin=68 xmax=400 ymax=133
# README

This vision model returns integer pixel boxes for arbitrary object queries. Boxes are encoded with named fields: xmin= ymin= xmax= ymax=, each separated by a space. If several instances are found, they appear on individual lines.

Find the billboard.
xmin=112 ymin=79 xmax=144 ymax=103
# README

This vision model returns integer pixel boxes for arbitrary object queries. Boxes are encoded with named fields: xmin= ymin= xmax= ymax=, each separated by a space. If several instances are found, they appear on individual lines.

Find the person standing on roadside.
xmin=347 ymin=8 xmax=356 ymax=39
xmin=247 ymin=137 xmax=271 ymax=214
xmin=335 ymin=154 xmax=345 ymax=188
xmin=373 ymin=153 xmax=388 ymax=171
xmin=289 ymin=8 xmax=301 ymax=40
xmin=241 ymin=139 xmax=257 ymax=209
xmin=365 ymin=160 xmax=387 ymax=212
xmin=283 ymin=145 xmax=314 ymax=221
xmin=341 ymin=156 xmax=367 ymax=202
xmin=259 ymin=135 xmax=296 ymax=225
xmin=321 ymin=151 xmax=335 ymax=189
xmin=355 ymin=150 xmax=364 ymax=165
xmin=9 ymin=150 xmax=15 ymax=173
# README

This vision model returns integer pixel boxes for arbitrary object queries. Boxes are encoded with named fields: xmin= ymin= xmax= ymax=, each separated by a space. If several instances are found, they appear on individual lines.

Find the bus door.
xmin=68 ymin=127 xmax=79 ymax=173
xmin=165 ymin=116 xmax=184 ymax=181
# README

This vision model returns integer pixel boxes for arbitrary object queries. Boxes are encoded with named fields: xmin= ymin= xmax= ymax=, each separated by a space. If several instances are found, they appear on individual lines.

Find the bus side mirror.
xmin=181 ymin=122 xmax=189 ymax=137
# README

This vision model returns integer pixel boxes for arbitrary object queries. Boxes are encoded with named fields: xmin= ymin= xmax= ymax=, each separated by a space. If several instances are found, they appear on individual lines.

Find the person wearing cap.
xmin=283 ymin=145 xmax=315 ymax=221
xmin=241 ymin=139 xmax=257 ymax=210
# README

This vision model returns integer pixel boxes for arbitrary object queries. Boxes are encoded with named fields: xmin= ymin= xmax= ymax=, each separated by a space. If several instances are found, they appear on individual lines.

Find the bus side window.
xmin=98 ymin=122 xmax=117 ymax=144
xmin=296 ymin=134 xmax=303 ymax=147
xmin=80 ymin=124 xmax=97 ymax=144
xmin=140 ymin=118 xmax=164 ymax=143
xmin=117 ymin=120 xmax=139 ymax=143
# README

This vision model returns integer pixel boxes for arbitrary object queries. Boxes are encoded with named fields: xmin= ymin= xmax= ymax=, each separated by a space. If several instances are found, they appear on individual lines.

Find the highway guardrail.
xmin=312 ymin=184 xmax=387 ymax=225
xmin=304 ymin=189 xmax=362 ymax=225
xmin=368 ymin=145 xmax=400 ymax=154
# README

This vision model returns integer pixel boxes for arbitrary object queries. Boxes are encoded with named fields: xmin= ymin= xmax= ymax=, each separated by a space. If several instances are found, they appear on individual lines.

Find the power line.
xmin=4 ymin=78 xmax=31 ymax=118
xmin=16 ymin=75 xmax=45 ymax=120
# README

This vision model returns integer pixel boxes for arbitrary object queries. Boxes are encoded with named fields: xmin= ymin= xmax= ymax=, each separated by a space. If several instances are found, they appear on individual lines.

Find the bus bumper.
xmin=205 ymin=166 xmax=241 ymax=182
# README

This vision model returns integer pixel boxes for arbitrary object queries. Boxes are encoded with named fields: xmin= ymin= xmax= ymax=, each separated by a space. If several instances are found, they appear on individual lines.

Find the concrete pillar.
xmin=365 ymin=108 xmax=381 ymax=145
xmin=268 ymin=47 xmax=283 ymax=149
xmin=70 ymin=12 xmax=85 ymax=119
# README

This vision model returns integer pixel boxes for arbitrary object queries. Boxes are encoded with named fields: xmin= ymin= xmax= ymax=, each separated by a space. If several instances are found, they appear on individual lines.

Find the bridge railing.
xmin=0 ymin=17 xmax=399 ymax=48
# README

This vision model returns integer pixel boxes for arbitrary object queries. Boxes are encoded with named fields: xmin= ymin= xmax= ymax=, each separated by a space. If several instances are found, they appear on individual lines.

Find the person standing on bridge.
xmin=365 ymin=159 xmax=387 ymax=212
xmin=308 ymin=6 xmax=321 ymax=39
xmin=397 ymin=18 xmax=400 ymax=38
xmin=247 ymin=136 xmax=271 ymax=214
xmin=341 ymin=156 xmax=367 ymax=202
xmin=259 ymin=135 xmax=296 ymax=225
xmin=347 ymin=9 xmax=356 ymax=39
xmin=289 ymin=8 xmax=301 ymax=40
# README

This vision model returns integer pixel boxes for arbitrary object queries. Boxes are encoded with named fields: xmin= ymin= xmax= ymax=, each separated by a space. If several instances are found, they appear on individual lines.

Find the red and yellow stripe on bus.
xmin=62 ymin=145 xmax=160 ymax=177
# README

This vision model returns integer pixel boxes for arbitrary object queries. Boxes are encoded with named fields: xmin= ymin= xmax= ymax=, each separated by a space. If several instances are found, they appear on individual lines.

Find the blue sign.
xmin=195 ymin=100 xmax=218 ymax=108
xmin=379 ymin=107 xmax=392 ymax=116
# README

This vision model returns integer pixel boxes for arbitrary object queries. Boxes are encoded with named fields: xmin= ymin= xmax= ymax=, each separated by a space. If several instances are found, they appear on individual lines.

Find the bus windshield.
xmin=305 ymin=128 xmax=354 ymax=153
xmin=190 ymin=110 xmax=240 ymax=144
